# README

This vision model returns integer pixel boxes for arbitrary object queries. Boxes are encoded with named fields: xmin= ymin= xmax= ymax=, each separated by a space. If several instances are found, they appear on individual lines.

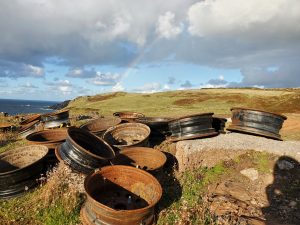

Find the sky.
xmin=0 ymin=0 xmax=300 ymax=101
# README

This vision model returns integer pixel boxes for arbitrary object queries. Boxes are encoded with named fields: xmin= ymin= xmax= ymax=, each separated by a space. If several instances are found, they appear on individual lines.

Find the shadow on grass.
xmin=155 ymin=152 xmax=182 ymax=216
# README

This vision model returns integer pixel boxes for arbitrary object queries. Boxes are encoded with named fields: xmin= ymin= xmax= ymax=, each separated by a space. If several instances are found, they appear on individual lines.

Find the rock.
xmin=175 ymin=133 xmax=300 ymax=172
xmin=240 ymin=168 xmax=259 ymax=181
xmin=214 ymin=181 xmax=252 ymax=202
xmin=276 ymin=160 xmax=294 ymax=170
xmin=289 ymin=201 xmax=297 ymax=207
xmin=49 ymin=100 xmax=70 ymax=110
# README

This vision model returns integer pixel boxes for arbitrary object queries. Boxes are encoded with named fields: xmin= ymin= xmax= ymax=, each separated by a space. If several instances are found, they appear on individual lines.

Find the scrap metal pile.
xmin=0 ymin=107 xmax=287 ymax=224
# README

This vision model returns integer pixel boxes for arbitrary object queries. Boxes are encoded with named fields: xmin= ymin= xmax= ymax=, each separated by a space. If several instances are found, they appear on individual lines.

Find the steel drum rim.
xmin=167 ymin=131 xmax=219 ymax=142
xmin=0 ymin=145 xmax=49 ymax=176
xmin=19 ymin=114 xmax=41 ymax=125
xmin=80 ymin=204 xmax=155 ymax=225
xmin=67 ymin=128 xmax=115 ymax=160
xmin=135 ymin=117 xmax=172 ymax=126
xmin=112 ymin=147 xmax=167 ymax=171
xmin=227 ymin=125 xmax=282 ymax=140
xmin=25 ymin=129 xmax=67 ymax=144
xmin=113 ymin=111 xmax=145 ymax=119
xmin=84 ymin=165 xmax=162 ymax=214
xmin=230 ymin=107 xmax=287 ymax=120
xmin=168 ymin=113 xmax=214 ymax=123
xmin=55 ymin=144 xmax=97 ymax=173
xmin=103 ymin=123 xmax=151 ymax=148
xmin=80 ymin=117 xmax=122 ymax=134
xmin=19 ymin=120 xmax=39 ymax=133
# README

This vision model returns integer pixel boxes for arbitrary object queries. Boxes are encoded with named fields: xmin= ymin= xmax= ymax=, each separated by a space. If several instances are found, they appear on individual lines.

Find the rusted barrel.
xmin=227 ymin=107 xmax=287 ymax=140
xmin=56 ymin=128 xmax=115 ymax=174
xmin=20 ymin=114 xmax=41 ymax=125
xmin=113 ymin=111 xmax=144 ymax=122
xmin=80 ymin=165 xmax=162 ymax=225
xmin=18 ymin=120 xmax=39 ymax=138
xmin=80 ymin=117 xmax=122 ymax=137
xmin=168 ymin=113 xmax=218 ymax=141
xmin=212 ymin=117 xmax=227 ymax=133
xmin=0 ymin=145 xmax=48 ymax=198
xmin=103 ymin=123 xmax=150 ymax=150
xmin=112 ymin=147 xmax=167 ymax=173
xmin=42 ymin=109 xmax=69 ymax=129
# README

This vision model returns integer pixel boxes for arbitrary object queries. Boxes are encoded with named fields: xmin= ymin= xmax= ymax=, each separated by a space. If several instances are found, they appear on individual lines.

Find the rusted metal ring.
xmin=113 ymin=111 xmax=145 ymax=122
xmin=0 ymin=145 xmax=48 ymax=199
xmin=80 ymin=117 xmax=122 ymax=137
xmin=111 ymin=147 xmax=167 ymax=173
xmin=168 ymin=113 xmax=217 ymax=141
xmin=20 ymin=114 xmax=41 ymax=125
xmin=26 ymin=129 xmax=67 ymax=149
xmin=227 ymin=107 xmax=287 ymax=140
xmin=57 ymin=128 xmax=115 ymax=174
xmin=135 ymin=117 xmax=172 ymax=136
xmin=80 ymin=165 xmax=162 ymax=225
xmin=212 ymin=117 xmax=227 ymax=133
xmin=103 ymin=123 xmax=150 ymax=150
xmin=18 ymin=120 xmax=39 ymax=139
xmin=43 ymin=118 xmax=69 ymax=129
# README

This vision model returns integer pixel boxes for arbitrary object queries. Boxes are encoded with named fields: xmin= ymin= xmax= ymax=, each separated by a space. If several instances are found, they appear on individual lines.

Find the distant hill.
xmin=68 ymin=88 xmax=300 ymax=117
xmin=49 ymin=100 xmax=71 ymax=110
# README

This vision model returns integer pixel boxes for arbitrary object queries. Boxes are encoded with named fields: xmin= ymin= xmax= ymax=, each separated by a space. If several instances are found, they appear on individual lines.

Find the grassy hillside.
xmin=67 ymin=88 xmax=300 ymax=141
xmin=68 ymin=88 xmax=300 ymax=117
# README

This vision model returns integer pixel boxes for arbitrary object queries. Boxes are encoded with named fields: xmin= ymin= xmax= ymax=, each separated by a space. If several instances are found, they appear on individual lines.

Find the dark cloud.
xmin=167 ymin=76 xmax=176 ymax=85
xmin=66 ymin=68 xmax=96 ymax=78
xmin=0 ymin=0 xmax=299 ymax=88
xmin=207 ymin=77 xmax=228 ymax=86
xmin=180 ymin=80 xmax=193 ymax=88
xmin=0 ymin=60 xmax=44 ymax=78
xmin=87 ymin=73 xmax=122 ymax=86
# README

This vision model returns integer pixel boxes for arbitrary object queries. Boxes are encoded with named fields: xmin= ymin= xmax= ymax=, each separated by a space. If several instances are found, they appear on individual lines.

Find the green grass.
xmin=253 ymin=152 xmax=272 ymax=173
xmin=157 ymin=163 xmax=227 ymax=224
xmin=68 ymin=88 xmax=300 ymax=118
xmin=37 ymin=200 xmax=81 ymax=225
xmin=0 ymin=139 xmax=26 ymax=154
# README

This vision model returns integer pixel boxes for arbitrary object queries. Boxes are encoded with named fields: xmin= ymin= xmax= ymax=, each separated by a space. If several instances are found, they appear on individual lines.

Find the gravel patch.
xmin=175 ymin=132 xmax=300 ymax=172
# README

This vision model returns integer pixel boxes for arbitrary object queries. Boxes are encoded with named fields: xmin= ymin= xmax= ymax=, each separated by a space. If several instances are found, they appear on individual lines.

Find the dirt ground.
xmin=281 ymin=113 xmax=300 ymax=140
xmin=205 ymin=152 xmax=300 ymax=225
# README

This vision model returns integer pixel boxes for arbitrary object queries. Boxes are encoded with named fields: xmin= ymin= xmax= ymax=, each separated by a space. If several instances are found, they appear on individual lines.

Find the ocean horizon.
xmin=0 ymin=98 xmax=60 ymax=115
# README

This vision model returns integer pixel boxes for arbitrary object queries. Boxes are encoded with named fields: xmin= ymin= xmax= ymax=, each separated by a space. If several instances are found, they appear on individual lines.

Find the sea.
xmin=0 ymin=99 xmax=60 ymax=115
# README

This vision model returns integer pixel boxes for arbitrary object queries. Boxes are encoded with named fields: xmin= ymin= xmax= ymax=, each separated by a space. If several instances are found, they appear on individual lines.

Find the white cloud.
xmin=88 ymin=72 xmax=122 ymax=86
xmin=45 ymin=79 xmax=73 ymax=95
xmin=66 ymin=68 xmax=96 ymax=78
xmin=133 ymin=82 xmax=162 ymax=93
xmin=112 ymin=82 xmax=125 ymax=92
xmin=163 ymin=84 xmax=171 ymax=90
xmin=188 ymin=0 xmax=300 ymax=38
xmin=19 ymin=82 xmax=38 ymax=89
xmin=156 ymin=11 xmax=183 ymax=39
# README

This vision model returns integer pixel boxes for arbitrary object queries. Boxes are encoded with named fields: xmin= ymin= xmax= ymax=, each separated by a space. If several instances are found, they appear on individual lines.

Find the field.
xmin=1 ymin=88 xmax=300 ymax=224
xmin=69 ymin=88 xmax=300 ymax=140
